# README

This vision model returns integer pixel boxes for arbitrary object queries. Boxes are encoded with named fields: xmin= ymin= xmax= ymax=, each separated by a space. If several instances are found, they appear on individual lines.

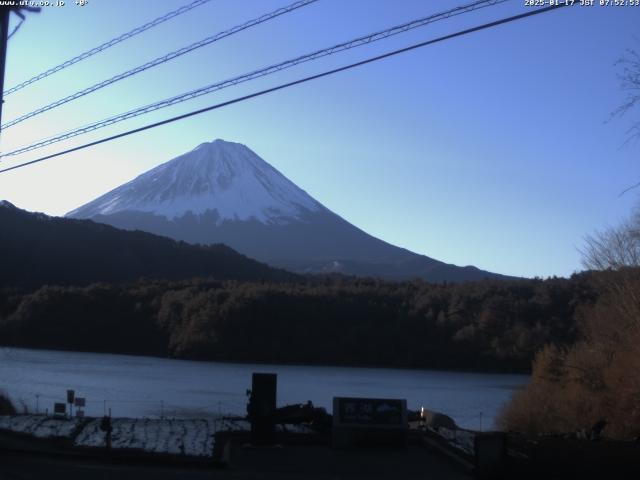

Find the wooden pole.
xmin=0 ymin=7 xmax=10 ymax=130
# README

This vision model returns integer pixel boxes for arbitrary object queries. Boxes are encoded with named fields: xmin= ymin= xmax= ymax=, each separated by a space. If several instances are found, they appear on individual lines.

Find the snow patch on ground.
xmin=437 ymin=427 xmax=476 ymax=456
xmin=1 ymin=414 xmax=316 ymax=458
xmin=0 ymin=415 xmax=82 ymax=439
xmin=74 ymin=418 xmax=217 ymax=457
xmin=214 ymin=417 xmax=314 ymax=435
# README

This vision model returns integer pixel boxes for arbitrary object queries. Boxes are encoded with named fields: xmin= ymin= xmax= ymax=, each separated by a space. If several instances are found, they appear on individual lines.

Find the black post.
xmin=0 ymin=8 xmax=10 ymax=130
xmin=248 ymin=373 xmax=277 ymax=445
xmin=100 ymin=415 xmax=112 ymax=452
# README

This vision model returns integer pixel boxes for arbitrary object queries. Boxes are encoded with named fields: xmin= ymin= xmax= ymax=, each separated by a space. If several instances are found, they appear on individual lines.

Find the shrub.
xmin=0 ymin=392 xmax=16 ymax=415
xmin=498 ymin=272 xmax=640 ymax=440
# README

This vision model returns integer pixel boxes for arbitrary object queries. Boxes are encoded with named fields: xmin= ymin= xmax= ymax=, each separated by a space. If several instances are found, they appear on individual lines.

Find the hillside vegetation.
xmin=0 ymin=273 xmax=601 ymax=372
xmin=0 ymin=202 xmax=297 ymax=287
xmin=499 ymin=211 xmax=640 ymax=439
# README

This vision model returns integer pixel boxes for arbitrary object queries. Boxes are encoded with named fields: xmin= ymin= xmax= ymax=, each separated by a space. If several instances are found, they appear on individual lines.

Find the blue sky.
xmin=0 ymin=0 xmax=638 ymax=278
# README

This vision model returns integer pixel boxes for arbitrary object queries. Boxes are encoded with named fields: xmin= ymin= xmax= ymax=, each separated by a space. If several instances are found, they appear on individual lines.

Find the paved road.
xmin=0 ymin=445 xmax=470 ymax=480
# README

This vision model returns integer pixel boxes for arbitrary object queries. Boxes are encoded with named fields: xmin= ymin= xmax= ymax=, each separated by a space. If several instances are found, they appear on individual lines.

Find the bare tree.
xmin=612 ymin=48 xmax=640 ymax=145
xmin=581 ymin=209 xmax=640 ymax=270
xmin=500 ymin=213 xmax=640 ymax=439
xmin=581 ymin=209 xmax=640 ymax=337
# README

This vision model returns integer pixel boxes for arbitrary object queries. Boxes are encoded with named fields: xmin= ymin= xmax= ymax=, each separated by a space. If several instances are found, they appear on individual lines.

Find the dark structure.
xmin=247 ymin=373 xmax=277 ymax=445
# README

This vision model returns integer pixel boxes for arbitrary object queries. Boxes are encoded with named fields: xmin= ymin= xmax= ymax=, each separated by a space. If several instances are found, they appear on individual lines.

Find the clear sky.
xmin=0 ymin=0 xmax=638 ymax=278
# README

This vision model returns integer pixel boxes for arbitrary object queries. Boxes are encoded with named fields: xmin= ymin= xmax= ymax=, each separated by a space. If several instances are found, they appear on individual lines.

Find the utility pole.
xmin=0 ymin=6 xmax=40 ymax=131
xmin=0 ymin=7 xmax=10 ymax=131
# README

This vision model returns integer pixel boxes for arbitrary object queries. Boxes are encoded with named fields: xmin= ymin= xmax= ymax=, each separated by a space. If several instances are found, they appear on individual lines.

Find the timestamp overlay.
xmin=0 ymin=0 xmax=89 ymax=7
xmin=525 ymin=0 xmax=640 ymax=6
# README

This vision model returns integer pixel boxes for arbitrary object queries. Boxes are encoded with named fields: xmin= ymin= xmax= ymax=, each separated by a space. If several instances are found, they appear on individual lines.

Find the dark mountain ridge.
xmin=0 ymin=201 xmax=297 ymax=287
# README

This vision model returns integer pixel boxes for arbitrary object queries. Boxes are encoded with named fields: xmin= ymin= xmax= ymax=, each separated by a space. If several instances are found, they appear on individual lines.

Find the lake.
xmin=0 ymin=347 xmax=528 ymax=430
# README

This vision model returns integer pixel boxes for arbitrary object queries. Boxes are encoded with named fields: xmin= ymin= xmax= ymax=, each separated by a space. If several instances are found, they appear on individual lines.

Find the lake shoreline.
xmin=0 ymin=344 xmax=532 ymax=376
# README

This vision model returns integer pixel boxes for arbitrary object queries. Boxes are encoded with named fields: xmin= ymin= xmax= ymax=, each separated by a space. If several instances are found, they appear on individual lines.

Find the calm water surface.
xmin=0 ymin=347 xmax=528 ymax=429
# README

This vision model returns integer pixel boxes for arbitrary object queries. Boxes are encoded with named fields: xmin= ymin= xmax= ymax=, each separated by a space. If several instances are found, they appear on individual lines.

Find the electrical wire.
xmin=1 ymin=0 xmax=318 ymax=130
xmin=3 ymin=0 xmax=214 ymax=96
xmin=0 ymin=3 xmax=571 ymax=175
xmin=0 ymin=0 xmax=507 ymax=155
xmin=7 ymin=17 xmax=24 ymax=40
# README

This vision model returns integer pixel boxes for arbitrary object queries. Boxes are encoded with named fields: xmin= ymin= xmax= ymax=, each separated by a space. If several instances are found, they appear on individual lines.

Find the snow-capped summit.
xmin=67 ymin=139 xmax=321 ymax=224
xmin=68 ymin=139 xmax=509 ymax=282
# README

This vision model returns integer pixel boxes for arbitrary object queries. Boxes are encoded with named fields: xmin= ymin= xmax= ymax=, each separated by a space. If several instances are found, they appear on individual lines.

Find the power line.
xmin=3 ymin=0 xmax=213 ymax=97
xmin=0 ymin=6 xmax=40 ymax=131
xmin=1 ymin=0 xmax=318 ymax=130
xmin=1 ymin=0 xmax=507 ymax=156
xmin=0 ymin=3 xmax=571 ymax=175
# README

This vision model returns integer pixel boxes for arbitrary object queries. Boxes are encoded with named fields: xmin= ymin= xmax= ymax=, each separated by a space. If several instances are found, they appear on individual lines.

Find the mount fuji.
xmin=67 ymin=139 xmax=507 ymax=282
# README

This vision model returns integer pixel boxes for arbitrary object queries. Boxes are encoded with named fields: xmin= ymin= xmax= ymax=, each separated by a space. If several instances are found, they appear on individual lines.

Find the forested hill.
xmin=0 ymin=201 xmax=297 ymax=286
xmin=0 ymin=273 xmax=604 ymax=372
xmin=0 ymin=200 xmax=612 ymax=373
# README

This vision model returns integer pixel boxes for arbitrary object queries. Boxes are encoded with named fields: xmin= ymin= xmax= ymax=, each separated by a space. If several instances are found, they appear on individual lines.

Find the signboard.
xmin=66 ymin=390 xmax=75 ymax=404
xmin=54 ymin=403 xmax=66 ymax=416
xmin=337 ymin=398 xmax=405 ymax=426
xmin=76 ymin=410 xmax=85 ymax=418
xmin=74 ymin=397 xmax=85 ymax=407
xmin=332 ymin=397 xmax=408 ymax=448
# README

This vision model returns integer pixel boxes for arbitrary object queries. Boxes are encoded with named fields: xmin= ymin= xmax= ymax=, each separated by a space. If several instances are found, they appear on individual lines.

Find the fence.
xmin=16 ymin=393 xmax=247 ymax=419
